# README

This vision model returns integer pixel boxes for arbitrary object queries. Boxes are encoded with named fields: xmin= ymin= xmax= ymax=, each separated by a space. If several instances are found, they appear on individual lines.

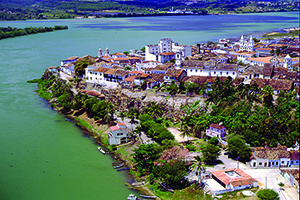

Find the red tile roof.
xmin=117 ymin=122 xmax=126 ymax=126
xmin=212 ymin=168 xmax=257 ymax=187
xmin=209 ymin=123 xmax=226 ymax=130
xmin=159 ymin=52 xmax=175 ymax=56
xmin=110 ymin=126 xmax=120 ymax=131
xmin=80 ymin=90 xmax=104 ymax=98
xmin=124 ymin=76 xmax=136 ymax=82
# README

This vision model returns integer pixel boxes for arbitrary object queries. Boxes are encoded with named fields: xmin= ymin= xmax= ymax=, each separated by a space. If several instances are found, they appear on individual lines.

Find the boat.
xmin=97 ymin=147 xmax=105 ymax=154
xmin=159 ymin=183 xmax=174 ymax=193
xmin=112 ymin=161 xmax=123 ymax=165
xmin=113 ymin=163 xmax=124 ymax=169
xmin=127 ymin=193 xmax=138 ymax=200
xmin=117 ymin=167 xmax=130 ymax=171
xmin=139 ymin=194 xmax=157 ymax=199
xmin=131 ymin=181 xmax=145 ymax=187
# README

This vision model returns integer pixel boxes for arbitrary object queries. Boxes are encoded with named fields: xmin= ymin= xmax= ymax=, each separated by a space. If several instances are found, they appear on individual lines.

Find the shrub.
xmin=257 ymin=189 xmax=279 ymax=200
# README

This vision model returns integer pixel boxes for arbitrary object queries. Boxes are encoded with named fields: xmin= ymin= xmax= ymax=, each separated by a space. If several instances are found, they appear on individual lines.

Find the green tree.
xmin=201 ymin=143 xmax=221 ymax=162
xmin=75 ymin=57 xmax=95 ymax=76
xmin=191 ymin=155 xmax=204 ymax=181
xmin=144 ymin=102 xmax=163 ymax=121
xmin=257 ymin=189 xmax=279 ymax=200
xmin=153 ymin=159 xmax=188 ymax=189
xmin=132 ymin=143 xmax=161 ymax=174
xmin=208 ymin=137 xmax=219 ymax=145
xmin=262 ymin=85 xmax=274 ymax=108
xmin=168 ymin=82 xmax=178 ymax=95
xmin=118 ymin=111 xmax=126 ymax=122
xmin=227 ymin=135 xmax=252 ymax=161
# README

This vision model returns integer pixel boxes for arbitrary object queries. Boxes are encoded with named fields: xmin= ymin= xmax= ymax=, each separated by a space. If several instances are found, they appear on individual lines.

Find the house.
xmin=136 ymin=61 xmax=162 ymax=71
xmin=205 ymin=123 xmax=227 ymax=139
xmin=164 ymin=68 xmax=187 ymax=83
xmin=111 ymin=52 xmax=126 ymax=59
xmin=181 ymin=60 xmax=216 ymax=76
xmin=108 ymin=122 xmax=129 ymax=145
xmin=289 ymin=150 xmax=300 ymax=167
xmin=61 ymin=63 xmax=75 ymax=76
xmin=249 ymin=145 xmax=298 ymax=168
xmin=250 ymin=78 xmax=294 ymax=94
xmin=85 ymin=63 xmax=110 ymax=83
xmin=255 ymin=48 xmax=272 ymax=56
xmin=104 ymin=69 xmax=129 ymax=83
xmin=210 ymin=64 xmax=239 ymax=79
xmin=240 ymin=63 xmax=274 ymax=81
xmin=124 ymin=73 xmax=151 ymax=86
xmin=204 ymin=168 xmax=258 ymax=195
xmin=80 ymin=90 xmax=105 ymax=100
xmin=113 ymin=57 xmax=129 ymax=66
xmin=246 ymin=56 xmax=273 ymax=67
xmin=158 ymin=52 xmax=175 ymax=63
xmin=149 ymin=63 xmax=173 ymax=74
xmin=237 ymin=52 xmax=257 ymax=64
xmin=280 ymin=169 xmax=299 ymax=192
xmin=60 ymin=56 xmax=79 ymax=66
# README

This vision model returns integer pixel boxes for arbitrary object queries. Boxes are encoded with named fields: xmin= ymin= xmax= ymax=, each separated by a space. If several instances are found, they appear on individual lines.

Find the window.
xmin=281 ymin=161 xmax=284 ymax=164
xmin=259 ymin=162 xmax=262 ymax=165
xmin=195 ymin=70 xmax=197 ymax=72
xmin=226 ymin=72 xmax=229 ymax=75
xmin=276 ymin=162 xmax=278 ymax=165
xmin=233 ymin=72 xmax=235 ymax=75
xmin=220 ymin=72 xmax=222 ymax=75
xmin=214 ymin=71 xmax=216 ymax=74
xmin=190 ymin=69 xmax=193 ymax=72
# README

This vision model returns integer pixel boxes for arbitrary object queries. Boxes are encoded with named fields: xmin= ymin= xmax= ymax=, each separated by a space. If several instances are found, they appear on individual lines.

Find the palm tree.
xmin=191 ymin=155 xmax=204 ymax=184
xmin=145 ymin=102 xmax=162 ymax=121
xmin=262 ymin=85 xmax=274 ymax=107
xmin=180 ymin=124 xmax=193 ymax=140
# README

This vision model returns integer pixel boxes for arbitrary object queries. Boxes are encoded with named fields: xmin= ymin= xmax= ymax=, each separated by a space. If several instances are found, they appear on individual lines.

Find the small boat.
xmin=127 ymin=193 xmax=138 ymax=200
xmin=159 ymin=183 xmax=174 ymax=193
xmin=97 ymin=147 xmax=105 ymax=154
xmin=112 ymin=162 xmax=123 ymax=166
xmin=139 ymin=194 xmax=157 ymax=199
xmin=117 ymin=167 xmax=130 ymax=171
xmin=113 ymin=163 xmax=124 ymax=169
xmin=131 ymin=181 xmax=145 ymax=187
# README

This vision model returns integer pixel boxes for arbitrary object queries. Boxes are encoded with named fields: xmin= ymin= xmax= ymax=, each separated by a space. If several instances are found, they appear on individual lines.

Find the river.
xmin=0 ymin=12 xmax=299 ymax=200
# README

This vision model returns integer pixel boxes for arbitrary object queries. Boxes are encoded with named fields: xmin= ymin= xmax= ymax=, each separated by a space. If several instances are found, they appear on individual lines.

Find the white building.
xmin=135 ymin=61 xmax=162 ymax=71
xmin=180 ymin=60 xmax=239 ymax=79
xmin=205 ymin=123 xmax=227 ymax=139
xmin=145 ymin=38 xmax=191 ymax=62
xmin=108 ymin=122 xmax=129 ymax=145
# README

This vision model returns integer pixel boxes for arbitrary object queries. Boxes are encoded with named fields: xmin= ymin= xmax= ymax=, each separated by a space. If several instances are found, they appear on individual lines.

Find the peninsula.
xmin=30 ymin=28 xmax=299 ymax=200
xmin=0 ymin=25 xmax=68 ymax=40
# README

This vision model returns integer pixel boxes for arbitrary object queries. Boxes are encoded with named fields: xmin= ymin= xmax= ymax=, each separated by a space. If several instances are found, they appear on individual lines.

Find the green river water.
xmin=0 ymin=12 xmax=299 ymax=200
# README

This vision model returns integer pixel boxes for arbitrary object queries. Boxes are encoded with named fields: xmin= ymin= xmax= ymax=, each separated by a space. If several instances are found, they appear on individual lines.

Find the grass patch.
xmin=218 ymin=187 xmax=259 ymax=200
xmin=146 ymin=183 xmax=213 ymax=200
xmin=35 ymin=88 xmax=52 ymax=100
